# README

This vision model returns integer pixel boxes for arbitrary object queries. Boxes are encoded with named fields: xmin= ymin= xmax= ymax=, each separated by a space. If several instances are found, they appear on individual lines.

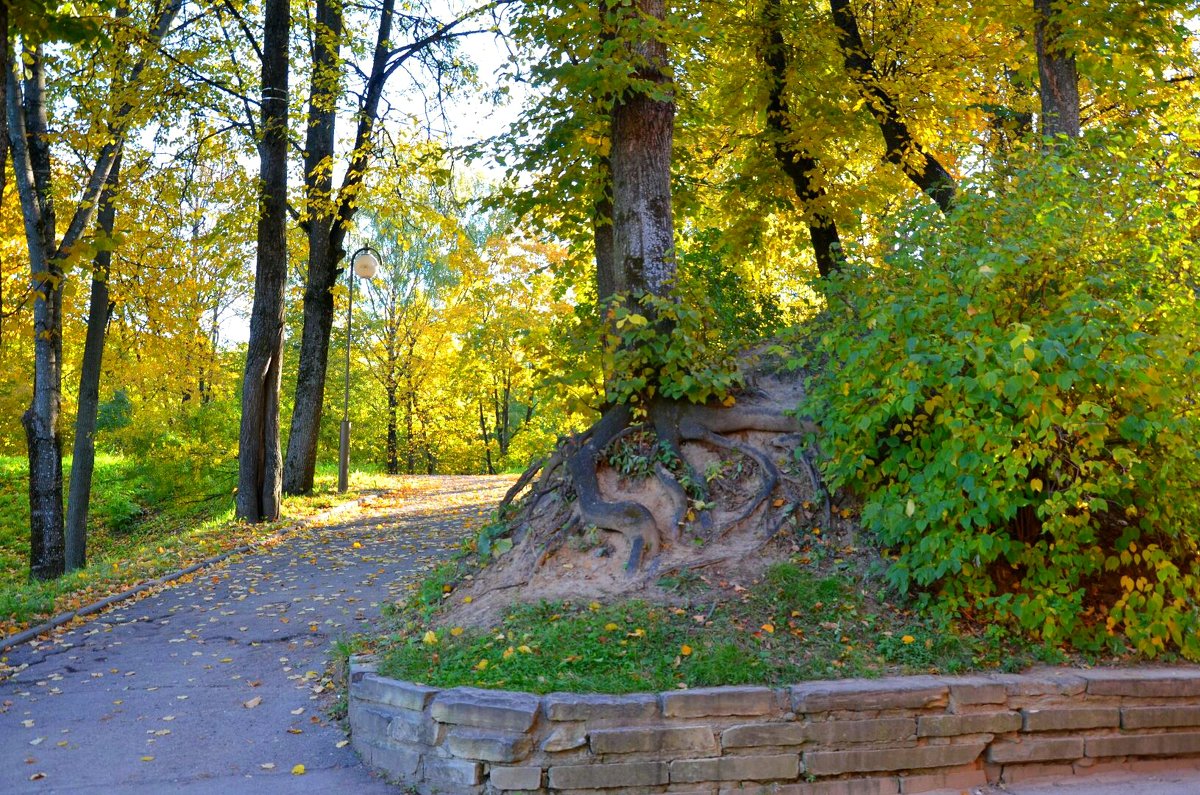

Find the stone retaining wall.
xmin=347 ymin=660 xmax=1200 ymax=794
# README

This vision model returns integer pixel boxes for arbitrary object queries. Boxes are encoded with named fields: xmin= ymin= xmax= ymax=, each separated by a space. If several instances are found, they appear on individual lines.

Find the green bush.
xmin=804 ymin=141 xmax=1200 ymax=657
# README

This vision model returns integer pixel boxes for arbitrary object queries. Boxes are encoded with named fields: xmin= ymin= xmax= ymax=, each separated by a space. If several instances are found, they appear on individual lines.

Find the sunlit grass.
xmin=0 ymin=456 xmax=382 ymax=635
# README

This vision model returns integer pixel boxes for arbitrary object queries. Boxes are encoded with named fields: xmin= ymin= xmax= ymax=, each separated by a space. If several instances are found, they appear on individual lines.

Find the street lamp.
xmin=339 ymin=246 xmax=380 ymax=493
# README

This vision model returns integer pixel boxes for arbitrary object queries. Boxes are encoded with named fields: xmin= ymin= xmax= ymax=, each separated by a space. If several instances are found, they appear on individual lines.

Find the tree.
xmin=236 ymin=0 xmax=290 ymax=523
xmin=8 ymin=0 xmax=182 ymax=579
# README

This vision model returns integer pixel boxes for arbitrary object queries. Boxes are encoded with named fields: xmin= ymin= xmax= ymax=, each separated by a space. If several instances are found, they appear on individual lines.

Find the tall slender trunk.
xmin=283 ymin=0 xmax=396 ymax=493
xmin=405 ymin=373 xmax=416 ymax=474
xmin=282 ymin=0 xmax=344 ymax=494
xmin=236 ymin=0 xmax=290 ymax=523
xmin=9 ymin=46 xmax=64 ymax=580
xmin=65 ymin=150 xmax=123 ymax=571
xmin=479 ymin=399 xmax=494 ymax=475
xmin=1034 ymin=0 xmax=1080 ymax=139
xmin=610 ymin=0 xmax=675 ymax=300
xmin=385 ymin=376 xmax=398 ymax=474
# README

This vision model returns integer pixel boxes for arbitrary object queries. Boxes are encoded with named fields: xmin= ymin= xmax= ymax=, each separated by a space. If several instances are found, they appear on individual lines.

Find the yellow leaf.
xmin=503 ymin=646 xmax=515 ymax=659
xmin=292 ymin=764 xmax=306 ymax=775
xmin=475 ymin=659 xmax=489 ymax=671
xmin=901 ymin=635 xmax=915 ymax=644
xmin=680 ymin=644 xmax=693 ymax=656
xmin=722 ymin=395 xmax=736 ymax=407
xmin=463 ymin=596 xmax=473 ymax=604
xmin=1031 ymin=478 xmax=1043 ymax=492
xmin=422 ymin=631 xmax=438 ymax=645
xmin=141 ymin=756 xmax=154 ymax=762
xmin=588 ymin=601 xmax=601 ymax=611
xmin=905 ymin=499 xmax=915 ymax=517
xmin=450 ymin=627 xmax=464 ymax=637
xmin=517 ymin=645 xmax=532 ymax=654
xmin=604 ymin=623 xmax=619 ymax=631
xmin=352 ymin=542 xmax=362 ymax=549
xmin=761 ymin=624 xmax=775 ymax=634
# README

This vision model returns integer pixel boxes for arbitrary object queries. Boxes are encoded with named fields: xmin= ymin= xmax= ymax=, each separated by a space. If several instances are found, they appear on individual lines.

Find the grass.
xmin=0 ymin=454 xmax=390 ymax=636
xmin=374 ymin=560 xmax=1063 ymax=695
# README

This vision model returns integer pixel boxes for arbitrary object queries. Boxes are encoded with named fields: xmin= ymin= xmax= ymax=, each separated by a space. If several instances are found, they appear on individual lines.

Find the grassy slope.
xmin=0 ymin=455 xmax=383 ymax=635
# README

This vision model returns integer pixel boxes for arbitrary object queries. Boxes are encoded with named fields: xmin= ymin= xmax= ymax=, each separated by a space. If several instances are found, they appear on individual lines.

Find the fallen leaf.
xmin=260 ymin=763 xmax=275 ymax=770
xmin=761 ymin=623 xmax=775 ymax=634
xmin=291 ymin=708 xmax=304 ymax=715
xmin=292 ymin=764 xmax=306 ymax=775
xmin=680 ymin=644 xmax=693 ymax=656
xmin=336 ymin=740 xmax=349 ymax=749
xmin=141 ymin=756 xmax=154 ymax=762
xmin=29 ymin=773 xmax=45 ymax=781
xmin=244 ymin=697 xmax=262 ymax=709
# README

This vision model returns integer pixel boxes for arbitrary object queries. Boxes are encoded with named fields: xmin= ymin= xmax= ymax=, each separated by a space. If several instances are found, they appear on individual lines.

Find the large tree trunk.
xmin=9 ymin=46 xmax=64 ymax=580
xmin=610 ymin=0 xmax=675 ymax=300
xmin=282 ymin=0 xmax=396 ymax=494
xmin=236 ymin=0 xmax=290 ymax=523
xmin=1034 ymin=0 xmax=1080 ymax=139
xmin=65 ymin=150 xmax=122 ymax=572
xmin=282 ymin=0 xmax=344 ymax=495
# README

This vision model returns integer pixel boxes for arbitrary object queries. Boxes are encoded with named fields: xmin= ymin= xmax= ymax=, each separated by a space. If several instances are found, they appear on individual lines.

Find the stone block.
xmin=898 ymin=762 xmax=987 ymax=794
xmin=542 ymin=723 xmax=587 ymax=752
xmin=792 ymin=677 xmax=948 ymax=713
xmin=721 ymin=780 xmax=899 ymax=795
xmin=946 ymin=677 xmax=1007 ymax=706
xmin=987 ymin=737 xmax=1083 ymax=764
xmin=803 ymin=743 xmax=985 ymax=776
xmin=349 ymin=702 xmax=393 ymax=740
xmin=722 ymin=722 xmax=808 ymax=749
xmin=387 ymin=706 xmax=439 ymax=745
xmin=356 ymin=742 xmax=420 ymax=778
xmin=670 ymin=754 xmax=800 ymax=783
xmin=590 ymin=725 xmax=716 ymax=755
xmin=446 ymin=727 xmax=532 ymax=763
xmin=806 ymin=717 xmax=915 ymax=746
xmin=1022 ymin=707 xmax=1118 ymax=732
xmin=917 ymin=711 xmax=1020 ymax=737
xmin=544 ymin=692 xmax=660 ymax=722
xmin=548 ymin=761 xmax=669 ymax=789
xmin=424 ymin=756 xmax=483 ymax=787
xmin=663 ymin=686 xmax=779 ymax=718
xmin=1122 ymin=705 xmax=1200 ymax=729
xmin=1086 ymin=730 xmax=1200 ymax=758
xmin=1080 ymin=667 xmax=1200 ymax=698
xmin=431 ymin=687 xmax=541 ymax=732
xmin=349 ymin=656 xmax=378 ymax=683
xmin=353 ymin=673 xmax=439 ymax=711
xmin=490 ymin=765 xmax=543 ymax=790
xmin=989 ymin=671 xmax=1086 ymax=697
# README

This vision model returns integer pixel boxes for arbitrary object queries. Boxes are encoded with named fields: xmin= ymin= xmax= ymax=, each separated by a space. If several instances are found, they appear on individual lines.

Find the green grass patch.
xmin=0 ymin=455 xmax=389 ymax=635
xmin=375 ymin=561 xmax=1033 ymax=694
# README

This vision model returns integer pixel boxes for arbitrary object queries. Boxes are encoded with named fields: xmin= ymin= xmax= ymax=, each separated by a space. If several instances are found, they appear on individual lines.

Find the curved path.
xmin=0 ymin=475 xmax=511 ymax=794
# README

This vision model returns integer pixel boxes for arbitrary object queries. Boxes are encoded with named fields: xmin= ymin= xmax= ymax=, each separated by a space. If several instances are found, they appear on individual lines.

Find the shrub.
xmin=804 ymin=141 xmax=1200 ymax=656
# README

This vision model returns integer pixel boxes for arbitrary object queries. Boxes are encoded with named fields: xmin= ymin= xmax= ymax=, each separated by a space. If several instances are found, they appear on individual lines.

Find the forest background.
xmin=3 ymin=0 xmax=1200 ymax=659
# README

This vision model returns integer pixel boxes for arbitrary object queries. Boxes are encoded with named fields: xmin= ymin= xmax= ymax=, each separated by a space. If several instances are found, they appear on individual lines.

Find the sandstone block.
xmin=431 ymin=687 xmax=541 ymax=732
xmin=663 ymin=686 xmax=779 ymax=718
xmin=989 ymin=671 xmax=1086 ymax=697
xmin=1022 ymin=707 xmax=1118 ymax=732
xmin=1122 ymin=705 xmax=1200 ymax=729
xmin=1080 ymin=667 xmax=1200 ymax=698
xmin=446 ymin=727 xmax=532 ymax=763
xmin=387 ymin=706 xmax=439 ymax=745
xmin=721 ymin=779 xmax=899 ymax=795
xmin=722 ymin=722 xmax=808 ymax=749
xmin=353 ymin=673 xmax=439 ymax=712
xmin=917 ymin=711 xmax=1020 ymax=737
xmin=998 ymin=761 xmax=1074 ymax=783
xmin=490 ymin=765 xmax=543 ymax=790
xmin=987 ymin=737 xmax=1083 ymax=764
xmin=548 ymin=761 xmax=668 ymax=789
xmin=898 ymin=762 xmax=987 ymax=794
xmin=424 ymin=756 xmax=483 ymax=787
xmin=803 ymin=743 xmax=984 ymax=776
xmin=356 ymin=742 xmax=420 ymax=778
xmin=792 ymin=677 xmax=948 ymax=713
xmin=946 ymin=677 xmax=1007 ymax=706
xmin=806 ymin=717 xmax=915 ymax=746
xmin=1086 ymin=730 xmax=1200 ymax=758
xmin=590 ymin=725 xmax=716 ymax=755
xmin=544 ymin=692 xmax=659 ymax=722
xmin=543 ymin=723 xmax=588 ymax=752
xmin=670 ymin=753 xmax=800 ymax=783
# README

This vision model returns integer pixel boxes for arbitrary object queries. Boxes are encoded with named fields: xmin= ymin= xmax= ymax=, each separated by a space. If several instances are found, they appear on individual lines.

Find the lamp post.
xmin=339 ymin=246 xmax=380 ymax=493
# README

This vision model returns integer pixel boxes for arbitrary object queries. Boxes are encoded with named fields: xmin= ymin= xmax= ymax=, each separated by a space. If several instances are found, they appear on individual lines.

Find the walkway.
xmin=0 ymin=476 xmax=510 ymax=793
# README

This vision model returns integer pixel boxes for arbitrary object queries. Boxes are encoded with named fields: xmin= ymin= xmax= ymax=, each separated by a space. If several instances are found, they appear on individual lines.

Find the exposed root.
xmin=565 ymin=405 xmax=661 ymax=569
xmin=498 ymin=455 xmax=546 ymax=516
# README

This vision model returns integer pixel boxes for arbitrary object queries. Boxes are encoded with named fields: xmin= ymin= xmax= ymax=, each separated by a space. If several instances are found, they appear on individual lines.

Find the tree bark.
xmin=1034 ymin=0 xmax=1080 ymax=139
xmin=282 ymin=0 xmax=396 ymax=494
xmin=9 ymin=46 xmax=64 ymax=580
xmin=610 ymin=0 xmax=675 ymax=300
xmin=282 ymin=0 xmax=344 ymax=495
xmin=762 ymin=0 xmax=842 ymax=277
xmin=828 ymin=0 xmax=956 ymax=213
xmin=236 ymin=0 xmax=290 ymax=523
xmin=65 ymin=150 xmax=122 ymax=572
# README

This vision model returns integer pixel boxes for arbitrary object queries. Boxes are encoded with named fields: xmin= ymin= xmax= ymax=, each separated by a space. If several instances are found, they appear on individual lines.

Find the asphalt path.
xmin=0 ymin=476 xmax=510 ymax=794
